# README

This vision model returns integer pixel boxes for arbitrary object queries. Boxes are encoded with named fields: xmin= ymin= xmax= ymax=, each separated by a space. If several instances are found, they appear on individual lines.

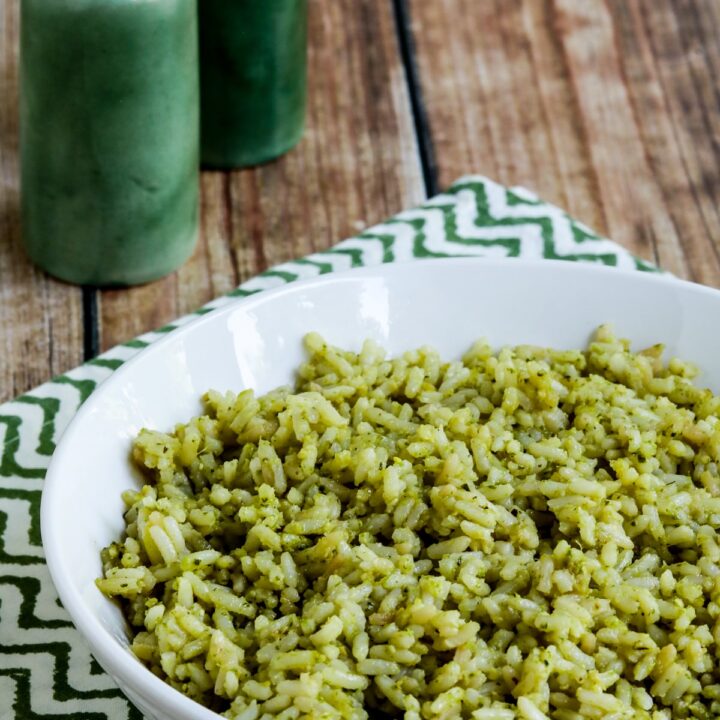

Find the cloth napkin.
xmin=0 ymin=176 xmax=654 ymax=719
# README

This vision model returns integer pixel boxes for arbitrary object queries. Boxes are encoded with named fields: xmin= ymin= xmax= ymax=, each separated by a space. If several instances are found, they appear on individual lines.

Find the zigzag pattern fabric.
xmin=0 ymin=176 xmax=653 ymax=718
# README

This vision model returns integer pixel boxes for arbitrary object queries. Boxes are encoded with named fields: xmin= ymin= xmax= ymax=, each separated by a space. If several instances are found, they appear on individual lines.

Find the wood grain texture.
xmin=408 ymin=0 xmax=720 ymax=281
xmin=98 ymin=0 xmax=424 ymax=351
xmin=606 ymin=0 xmax=720 ymax=285
xmin=0 ymin=0 xmax=84 ymax=404
xmin=406 ymin=0 xmax=606 ymax=233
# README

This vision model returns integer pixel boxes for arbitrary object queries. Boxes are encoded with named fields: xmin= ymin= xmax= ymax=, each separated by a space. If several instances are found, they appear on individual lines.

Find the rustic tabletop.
xmin=1 ymin=0 xmax=719 ymax=405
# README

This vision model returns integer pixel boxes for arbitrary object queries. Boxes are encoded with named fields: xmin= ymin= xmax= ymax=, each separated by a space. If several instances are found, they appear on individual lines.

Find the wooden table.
xmin=2 ymin=0 xmax=719 ymax=404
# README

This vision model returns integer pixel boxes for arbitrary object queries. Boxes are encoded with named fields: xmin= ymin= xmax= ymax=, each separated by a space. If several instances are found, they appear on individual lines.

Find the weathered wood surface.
xmin=408 ymin=0 xmax=720 ymax=280
xmin=1 ymin=0 xmax=720 ymax=403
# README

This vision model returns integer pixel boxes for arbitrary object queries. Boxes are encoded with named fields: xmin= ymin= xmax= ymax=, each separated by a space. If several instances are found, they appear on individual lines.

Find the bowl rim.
xmin=40 ymin=256 xmax=717 ymax=717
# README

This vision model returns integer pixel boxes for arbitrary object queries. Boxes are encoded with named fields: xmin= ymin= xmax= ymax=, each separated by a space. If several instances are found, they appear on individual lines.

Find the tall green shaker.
xmin=20 ymin=0 xmax=199 ymax=286
xmin=200 ymin=0 xmax=308 ymax=168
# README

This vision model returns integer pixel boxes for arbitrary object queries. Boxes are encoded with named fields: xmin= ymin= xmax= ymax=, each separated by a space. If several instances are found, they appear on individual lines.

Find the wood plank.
xmin=408 ymin=0 xmax=720 ymax=283
xmin=552 ymin=0 xmax=685 ymax=272
xmin=605 ymin=0 xmax=720 ymax=285
xmin=99 ymin=0 xmax=425 ymax=351
xmin=406 ymin=0 xmax=606 ymax=235
xmin=0 ymin=0 xmax=84 ymax=404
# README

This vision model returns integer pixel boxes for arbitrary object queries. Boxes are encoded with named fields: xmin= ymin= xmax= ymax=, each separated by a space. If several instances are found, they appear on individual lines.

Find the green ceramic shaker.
xmin=20 ymin=0 xmax=199 ymax=286
xmin=199 ymin=0 xmax=308 ymax=168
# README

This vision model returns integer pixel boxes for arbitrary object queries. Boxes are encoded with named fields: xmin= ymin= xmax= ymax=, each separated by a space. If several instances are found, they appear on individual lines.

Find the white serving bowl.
xmin=41 ymin=258 xmax=720 ymax=719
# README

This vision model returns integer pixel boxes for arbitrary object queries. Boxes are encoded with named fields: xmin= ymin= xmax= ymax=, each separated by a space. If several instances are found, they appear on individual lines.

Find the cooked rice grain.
xmin=98 ymin=326 xmax=720 ymax=719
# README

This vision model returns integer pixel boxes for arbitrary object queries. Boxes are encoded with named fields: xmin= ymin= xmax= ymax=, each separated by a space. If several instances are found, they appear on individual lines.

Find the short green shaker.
xmin=20 ymin=0 xmax=199 ymax=287
xmin=199 ymin=0 xmax=308 ymax=168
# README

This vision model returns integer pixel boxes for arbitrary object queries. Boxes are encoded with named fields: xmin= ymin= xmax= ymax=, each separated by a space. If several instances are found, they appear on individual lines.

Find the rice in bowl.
xmin=98 ymin=326 xmax=720 ymax=719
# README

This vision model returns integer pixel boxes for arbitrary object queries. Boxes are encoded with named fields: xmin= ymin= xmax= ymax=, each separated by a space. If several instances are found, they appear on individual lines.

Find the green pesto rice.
xmin=98 ymin=326 xmax=720 ymax=720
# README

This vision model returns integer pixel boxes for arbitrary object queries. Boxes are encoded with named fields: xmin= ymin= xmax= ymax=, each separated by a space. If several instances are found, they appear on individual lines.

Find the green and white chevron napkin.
xmin=0 ymin=176 xmax=654 ymax=719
